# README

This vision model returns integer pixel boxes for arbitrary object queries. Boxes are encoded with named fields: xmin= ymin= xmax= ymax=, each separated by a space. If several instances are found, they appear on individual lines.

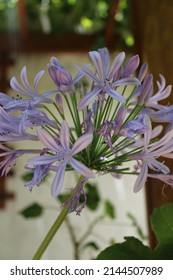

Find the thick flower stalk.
xmin=1 ymin=47 xmax=173 ymax=212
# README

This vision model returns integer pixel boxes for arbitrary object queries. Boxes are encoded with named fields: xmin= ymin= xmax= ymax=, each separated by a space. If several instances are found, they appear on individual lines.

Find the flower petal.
xmin=107 ymin=52 xmax=125 ymax=80
xmin=112 ymin=77 xmax=140 ymax=87
xmin=28 ymin=155 xmax=59 ymax=165
xmin=37 ymin=128 xmax=61 ymax=152
xmin=89 ymin=50 xmax=104 ymax=80
xmin=77 ymin=87 xmax=100 ymax=110
xmin=51 ymin=162 xmax=66 ymax=196
xmin=105 ymin=86 xmax=126 ymax=103
xmin=134 ymin=163 xmax=148 ymax=193
xmin=60 ymin=121 xmax=70 ymax=150
xmin=70 ymin=157 xmax=95 ymax=178
xmin=75 ymin=64 xmax=99 ymax=84
xmin=71 ymin=133 xmax=93 ymax=156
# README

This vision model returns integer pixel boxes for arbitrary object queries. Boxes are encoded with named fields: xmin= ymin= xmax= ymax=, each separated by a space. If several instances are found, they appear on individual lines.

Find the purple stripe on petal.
xmin=89 ymin=51 xmax=104 ymax=80
xmin=107 ymin=52 xmax=125 ymax=80
xmin=112 ymin=77 xmax=140 ymax=87
xmin=70 ymin=157 xmax=95 ymax=178
xmin=51 ymin=162 xmax=66 ymax=197
xmin=71 ymin=133 xmax=93 ymax=156
xmin=60 ymin=121 xmax=70 ymax=150
xmin=28 ymin=155 xmax=59 ymax=165
xmin=105 ymin=86 xmax=126 ymax=103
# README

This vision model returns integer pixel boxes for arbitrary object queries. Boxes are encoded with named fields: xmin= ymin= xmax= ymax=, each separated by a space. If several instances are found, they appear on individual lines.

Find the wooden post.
xmin=130 ymin=0 xmax=173 ymax=249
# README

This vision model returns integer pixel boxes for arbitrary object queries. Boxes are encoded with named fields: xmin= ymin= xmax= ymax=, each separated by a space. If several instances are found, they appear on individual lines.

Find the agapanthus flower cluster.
xmin=1 ymin=47 xmax=173 ymax=213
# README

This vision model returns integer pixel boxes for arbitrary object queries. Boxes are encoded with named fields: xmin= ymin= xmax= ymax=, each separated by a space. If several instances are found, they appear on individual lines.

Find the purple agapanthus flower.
xmin=128 ymin=115 xmax=173 ymax=192
xmin=0 ymin=107 xmax=38 ymax=141
xmin=76 ymin=48 xmax=140 ymax=110
xmin=27 ymin=121 xmax=95 ymax=196
xmin=0 ymin=144 xmax=41 ymax=176
xmin=2 ymin=67 xmax=56 ymax=112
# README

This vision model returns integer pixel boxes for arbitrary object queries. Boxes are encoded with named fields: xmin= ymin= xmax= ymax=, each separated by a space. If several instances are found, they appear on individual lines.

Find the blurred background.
xmin=0 ymin=0 xmax=173 ymax=259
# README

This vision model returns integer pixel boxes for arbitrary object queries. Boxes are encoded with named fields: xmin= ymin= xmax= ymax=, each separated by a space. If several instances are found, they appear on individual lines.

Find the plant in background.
xmin=1 ymin=47 xmax=173 ymax=259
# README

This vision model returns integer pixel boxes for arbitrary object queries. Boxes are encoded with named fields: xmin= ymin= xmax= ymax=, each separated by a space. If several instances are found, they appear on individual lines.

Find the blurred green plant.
xmin=20 ymin=172 xmax=146 ymax=259
xmin=97 ymin=203 xmax=173 ymax=260
xmin=0 ymin=0 xmax=134 ymax=48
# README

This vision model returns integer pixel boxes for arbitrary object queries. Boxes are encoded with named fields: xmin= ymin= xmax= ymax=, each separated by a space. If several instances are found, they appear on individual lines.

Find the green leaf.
xmin=20 ymin=203 xmax=43 ymax=218
xmin=85 ymin=183 xmax=100 ymax=211
xmin=150 ymin=203 xmax=173 ymax=243
xmin=104 ymin=200 xmax=116 ymax=219
xmin=96 ymin=237 xmax=154 ymax=260
xmin=83 ymin=242 xmax=100 ymax=251
xmin=154 ymin=241 xmax=173 ymax=260
xmin=21 ymin=171 xmax=34 ymax=182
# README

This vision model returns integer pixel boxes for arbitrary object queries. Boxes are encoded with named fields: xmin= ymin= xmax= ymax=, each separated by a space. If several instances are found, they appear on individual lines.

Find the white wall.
xmin=0 ymin=53 xmax=148 ymax=260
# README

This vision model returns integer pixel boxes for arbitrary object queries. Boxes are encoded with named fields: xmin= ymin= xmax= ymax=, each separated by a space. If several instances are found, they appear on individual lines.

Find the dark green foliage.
xmin=20 ymin=203 xmax=43 ymax=218
xmin=97 ymin=203 xmax=173 ymax=260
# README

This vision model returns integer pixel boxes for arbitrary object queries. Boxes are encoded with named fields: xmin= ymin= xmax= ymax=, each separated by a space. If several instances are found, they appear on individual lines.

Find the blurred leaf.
xmin=127 ymin=212 xmax=147 ymax=240
xmin=85 ymin=183 xmax=100 ymax=211
xmin=104 ymin=200 xmax=116 ymax=219
xmin=21 ymin=171 xmax=34 ymax=182
xmin=21 ymin=171 xmax=49 ymax=183
xmin=151 ymin=203 xmax=173 ymax=243
xmin=20 ymin=203 xmax=43 ymax=218
xmin=83 ymin=241 xmax=100 ymax=251
xmin=58 ymin=192 xmax=71 ymax=203
xmin=97 ymin=237 xmax=154 ymax=260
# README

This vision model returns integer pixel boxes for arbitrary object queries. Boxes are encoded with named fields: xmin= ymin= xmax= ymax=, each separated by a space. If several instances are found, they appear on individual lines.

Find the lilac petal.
xmin=107 ymin=52 xmax=125 ymax=80
xmin=143 ymin=115 xmax=152 ymax=149
xmin=134 ymin=163 xmax=148 ymax=193
xmin=37 ymin=128 xmax=61 ymax=152
xmin=71 ymin=133 xmax=93 ymax=156
xmin=20 ymin=67 xmax=32 ymax=92
xmin=10 ymin=77 xmax=32 ymax=97
xmin=112 ymin=77 xmax=140 ymax=87
xmin=77 ymin=87 xmax=100 ymax=110
xmin=149 ymin=158 xmax=170 ymax=174
xmin=123 ymin=55 xmax=140 ymax=77
xmin=98 ymin=48 xmax=110 ymax=79
xmin=60 ymin=121 xmax=70 ymax=150
xmin=70 ymin=157 xmax=95 ymax=178
xmin=34 ymin=70 xmax=45 ymax=91
xmin=75 ymin=64 xmax=99 ymax=84
xmin=89 ymin=51 xmax=104 ymax=80
xmin=138 ymin=63 xmax=148 ymax=82
xmin=28 ymin=155 xmax=59 ymax=165
xmin=51 ymin=162 xmax=66 ymax=197
xmin=105 ymin=86 xmax=126 ymax=103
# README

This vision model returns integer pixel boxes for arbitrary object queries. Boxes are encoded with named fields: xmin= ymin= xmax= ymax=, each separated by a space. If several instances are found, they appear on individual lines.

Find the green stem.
xmin=32 ymin=176 xmax=84 ymax=260
xmin=32 ymin=205 xmax=68 ymax=260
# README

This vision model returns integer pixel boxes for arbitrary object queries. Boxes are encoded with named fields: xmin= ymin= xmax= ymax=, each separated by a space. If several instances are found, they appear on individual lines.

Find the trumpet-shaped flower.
xmin=28 ymin=121 xmax=95 ymax=196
